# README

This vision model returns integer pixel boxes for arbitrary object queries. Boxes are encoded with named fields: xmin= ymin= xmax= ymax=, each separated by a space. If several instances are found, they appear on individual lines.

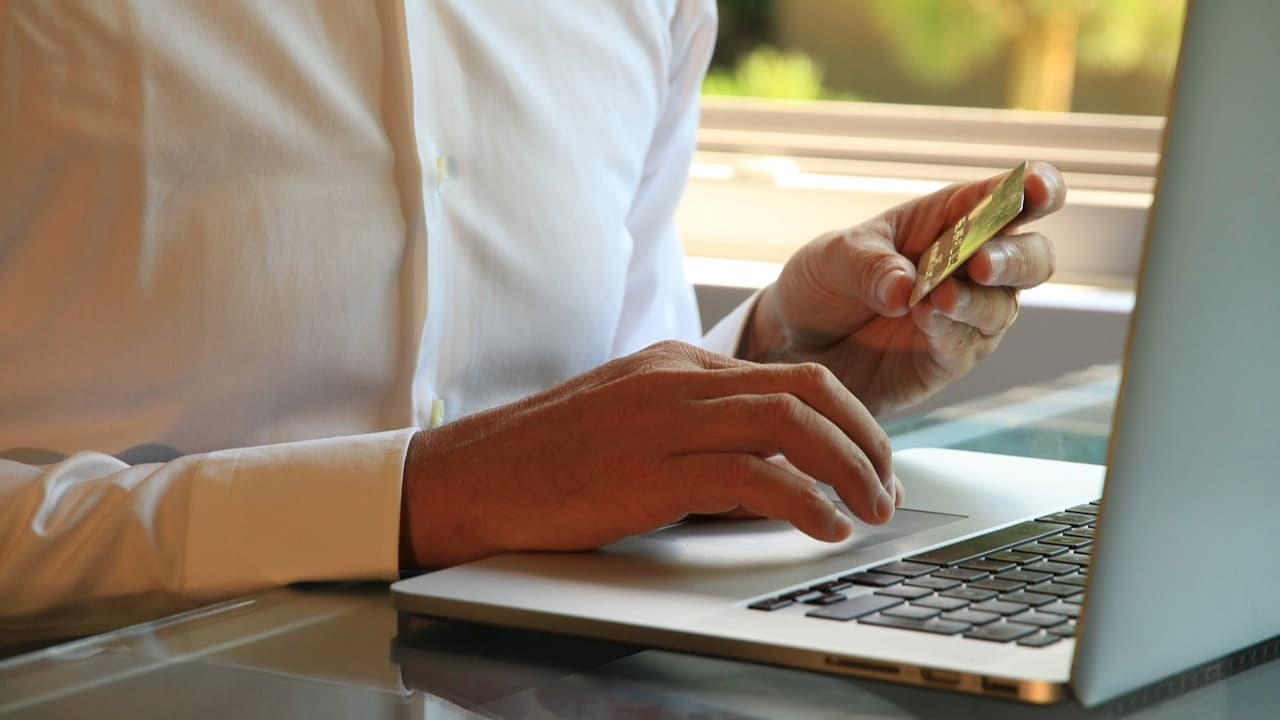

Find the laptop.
xmin=393 ymin=0 xmax=1280 ymax=707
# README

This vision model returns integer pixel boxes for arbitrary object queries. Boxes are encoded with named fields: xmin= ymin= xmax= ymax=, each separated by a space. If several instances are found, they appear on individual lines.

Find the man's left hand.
xmin=740 ymin=162 xmax=1067 ymax=416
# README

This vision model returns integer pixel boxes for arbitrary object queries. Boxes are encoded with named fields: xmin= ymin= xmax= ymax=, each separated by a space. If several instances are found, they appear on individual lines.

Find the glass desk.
xmin=2 ymin=366 xmax=1276 ymax=719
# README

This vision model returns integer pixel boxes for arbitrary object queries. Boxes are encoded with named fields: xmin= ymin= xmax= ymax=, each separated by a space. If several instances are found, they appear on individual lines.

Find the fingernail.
xmin=951 ymin=283 xmax=970 ymax=312
xmin=876 ymin=268 xmax=907 ymax=306
xmin=986 ymin=249 xmax=1007 ymax=282
xmin=1038 ymin=164 xmax=1064 ymax=194
xmin=875 ymin=489 xmax=895 ymax=522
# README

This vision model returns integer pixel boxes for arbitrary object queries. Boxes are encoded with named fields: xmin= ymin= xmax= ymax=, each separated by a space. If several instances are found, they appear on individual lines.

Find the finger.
xmin=679 ymin=362 xmax=894 ymax=487
xmin=965 ymin=232 xmax=1055 ymax=288
xmin=676 ymin=392 xmax=894 ymax=525
xmin=910 ymin=301 xmax=996 ymax=378
xmin=948 ymin=161 xmax=1067 ymax=227
xmin=931 ymin=279 xmax=1020 ymax=337
xmin=886 ymin=162 xmax=1066 ymax=258
xmin=667 ymin=453 xmax=854 ymax=541
xmin=1015 ymin=161 xmax=1067 ymax=224
xmin=892 ymin=475 xmax=906 ymax=508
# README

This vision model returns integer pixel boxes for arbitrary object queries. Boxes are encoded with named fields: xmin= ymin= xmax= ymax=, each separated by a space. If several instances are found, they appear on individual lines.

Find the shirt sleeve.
xmin=0 ymin=429 xmax=414 ymax=640
xmin=612 ymin=0 xmax=718 ymax=357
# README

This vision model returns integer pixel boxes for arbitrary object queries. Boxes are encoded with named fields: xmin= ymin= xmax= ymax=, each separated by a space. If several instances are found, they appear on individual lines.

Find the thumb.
xmin=837 ymin=229 xmax=916 ymax=318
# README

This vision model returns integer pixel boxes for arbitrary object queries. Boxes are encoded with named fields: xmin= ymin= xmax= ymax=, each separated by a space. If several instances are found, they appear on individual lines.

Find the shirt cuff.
xmin=701 ymin=287 xmax=765 ymax=358
xmin=184 ymin=428 xmax=417 ymax=600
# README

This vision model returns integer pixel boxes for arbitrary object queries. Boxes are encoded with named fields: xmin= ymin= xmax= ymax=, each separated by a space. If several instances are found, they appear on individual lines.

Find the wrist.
xmin=738 ymin=284 xmax=786 ymax=362
xmin=399 ymin=430 xmax=426 ymax=569
xmin=398 ymin=421 xmax=511 ymax=569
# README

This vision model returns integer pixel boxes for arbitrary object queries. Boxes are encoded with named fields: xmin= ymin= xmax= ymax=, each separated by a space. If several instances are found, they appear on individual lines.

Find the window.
xmin=681 ymin=1 xmax=1185 ymax=290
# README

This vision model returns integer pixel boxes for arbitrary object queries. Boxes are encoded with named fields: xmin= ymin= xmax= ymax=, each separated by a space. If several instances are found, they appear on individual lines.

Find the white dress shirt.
xmin=0 ymin=0 xmax=750 ymax=638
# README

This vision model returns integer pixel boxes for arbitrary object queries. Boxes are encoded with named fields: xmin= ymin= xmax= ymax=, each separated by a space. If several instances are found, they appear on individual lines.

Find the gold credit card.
xmin=908 ymin=161 xmax=1027 ymax=306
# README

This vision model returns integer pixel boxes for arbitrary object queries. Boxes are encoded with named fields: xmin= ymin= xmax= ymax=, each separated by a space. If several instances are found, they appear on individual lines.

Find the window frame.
xmin=679 ymin=97 xmax=1165 ymax=289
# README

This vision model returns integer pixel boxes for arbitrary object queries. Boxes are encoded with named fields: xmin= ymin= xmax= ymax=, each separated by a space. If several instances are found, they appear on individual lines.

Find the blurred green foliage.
xmin=706 ymin=0 xmax=1185 ymax=111
xmin=703 ymin=46 xmax=854 ymax=100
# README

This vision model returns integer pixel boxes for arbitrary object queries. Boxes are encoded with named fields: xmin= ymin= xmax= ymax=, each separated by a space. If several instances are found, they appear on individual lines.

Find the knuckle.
xmin=647 ymin=339 xmax=691 ymax=360
xmin=793 ymin=361 xmax=837 ymax=394
xmin=797 ymin=486 xmax=831 ymax=521
xmin=1003 ymin=240 xmax=1028 ymax=278
xmin=865 ymin=430 xmax=893 ymax=469
xmin=1041 ymin=234 xmax=1057 ymax=279
xmin=631 ymin=340 xmax=696 ymax=377
xmin=853 ymin=251 xmax=905 ymax=299
xmin=761 ymin=393 xmax=806 ymax=426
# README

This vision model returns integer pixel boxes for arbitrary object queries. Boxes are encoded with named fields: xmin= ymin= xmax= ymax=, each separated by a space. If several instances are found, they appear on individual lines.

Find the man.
xmin=0 ymin=1 xmax=1061 ymax=639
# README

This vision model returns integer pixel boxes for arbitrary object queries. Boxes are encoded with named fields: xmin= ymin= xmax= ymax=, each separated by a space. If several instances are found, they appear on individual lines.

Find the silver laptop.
xmin=393 ymin=0 xmax=1280 ymax=707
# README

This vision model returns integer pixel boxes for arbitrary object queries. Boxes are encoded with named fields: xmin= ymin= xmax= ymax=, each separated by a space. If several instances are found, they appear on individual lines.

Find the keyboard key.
xmin=1056 ymin=573 xmax=1089 ymax=587
xmin=842 ymin=571 xmax=903 ymax=587
xmin=811 ymin=580 xmax=853 ymax=593
xmin=960 ymin=559 xmax=1015 ymax=573
xmin=1018 ymin=632 xmax=1063 ymax=648
xmin=944 ymin=609 xmax=1001 ymax=625
xmin=875 ymin=584 xmax=933 ymax=600
xmin=999 ymin=590 xmax=1055 ymax=607
xmin=1067 ymin=504 xmax=1100 ymax=516
xmin=1034 ymin=583 xmax=1083 ymax=598
xmin=986 ymin=551 xmax=1040 ymax=565
xmin=1039 ymin=602 xmax=1081 ymax=619
xmin=1024 ymin=560 xmax=1077 ymax=575
xmin=1064 ymin=527 xmax=1095 ymax=539
xmin=807 ymin=594 xmax=903 ymax=621
xmin=873 ymin=560 xmax=937 ymax=577
xmin=1055 ymin=553 xmax=1092 ymax=567
xmin=1037 ymin=512 xmax=1093 ymax=527
xmin=1048 ymin=620 xmax=1078 ymax=637
xmin=996 ymin=570 xmax=1053 ymax=585
xmin=789 ymin=591 xmax=825 ymax=604
xmin=903 ymin=576 xmax=961 ymax=591
xmin=971 ymin=599 xmax=1029 ymax=615
xmin=941 ymin=586 xmax=998 ymax=602
xmin=1064 ymin=595 xmax=1084 ymax=605
xmin=932 ymin=567 xmax=989 ymax=582
xmin=906 ymin=521 xmax=1067 ymax=566
xmin=1014 ymin=542 xmax=1067 ymax=557
xmin=860 ymin=614 xmax=970 ymax=635
xmin=964 ymin=621 xmax=1039 ymax=643
xmin=1041 ymin=536 xmax=1091 ymax=549
xmin=884 ymin=604 xmax=941 ymax=621
xmin=1011 ymin=610 xmax=1067 ymax=628
xmin=913 ymin=595 xmax=970 ymax=611
xmin=968 ymin=578 xmax=1026 ymax=593
xmin=748 ymin=597 xmax=794 ymax=611
xmin=803 ymin=593 xmax=847 ymax=606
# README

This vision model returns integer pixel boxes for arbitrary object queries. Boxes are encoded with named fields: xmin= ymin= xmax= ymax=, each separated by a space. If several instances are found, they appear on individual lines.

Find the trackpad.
xmin=617 ymin=507 xmax=964 ymax=568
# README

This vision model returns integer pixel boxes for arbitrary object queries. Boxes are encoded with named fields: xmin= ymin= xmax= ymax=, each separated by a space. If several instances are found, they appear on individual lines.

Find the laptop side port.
xmin=824 ymin=655 xmax=901 ymax=677
xmin=981 ymin=676 xmax=1022 ymax=698
xmin=921 ymin=668 xmax=963 ymax=687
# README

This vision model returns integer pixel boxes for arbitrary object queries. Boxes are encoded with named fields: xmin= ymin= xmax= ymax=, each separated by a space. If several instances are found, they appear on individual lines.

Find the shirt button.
xmin=434 ymin=155 xmax=450 ymax=186
xmin=430 ymin=398 xmax=446 ymax=428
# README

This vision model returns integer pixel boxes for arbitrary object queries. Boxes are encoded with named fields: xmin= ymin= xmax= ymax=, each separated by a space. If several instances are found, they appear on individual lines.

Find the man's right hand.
xmin=398 ymin=341 xmax=903 ymax=569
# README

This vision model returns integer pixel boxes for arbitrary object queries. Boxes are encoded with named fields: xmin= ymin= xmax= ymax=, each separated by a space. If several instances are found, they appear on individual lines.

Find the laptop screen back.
xmin=1071 ymin=0 xmax=1280 ymax=706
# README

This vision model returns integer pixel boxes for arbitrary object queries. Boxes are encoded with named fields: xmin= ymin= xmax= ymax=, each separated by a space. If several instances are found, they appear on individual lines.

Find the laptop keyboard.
xmin=747 ymin=501 xmax=1100 ymax=648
